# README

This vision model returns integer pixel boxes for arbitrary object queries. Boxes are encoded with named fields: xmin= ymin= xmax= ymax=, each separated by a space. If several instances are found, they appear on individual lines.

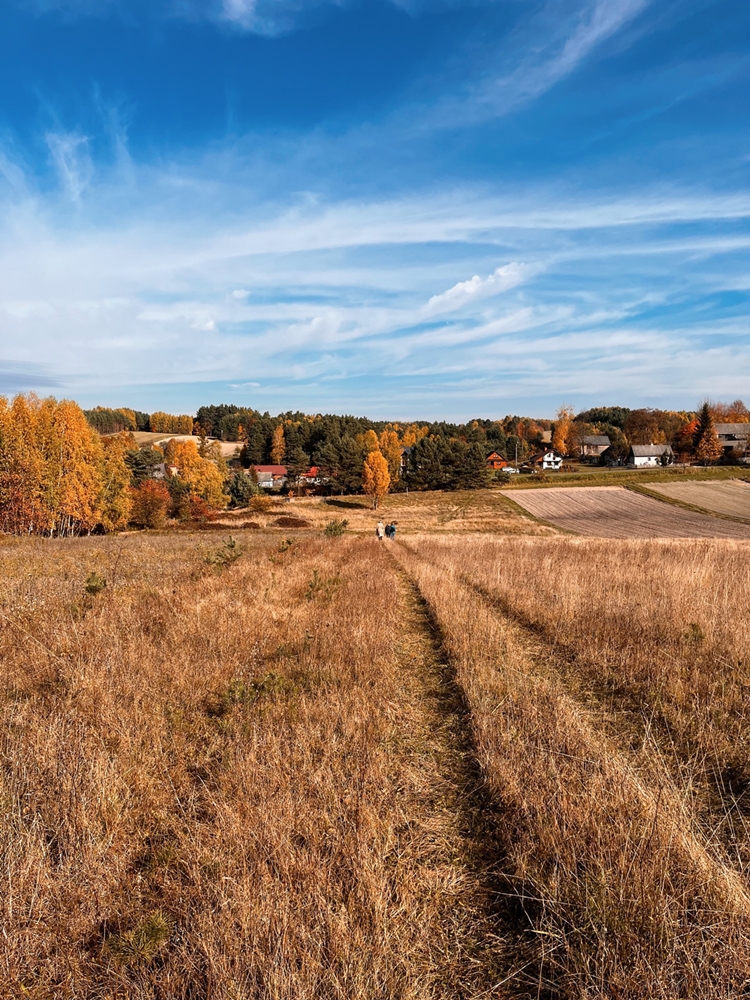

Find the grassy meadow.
xmin=3 ymin=493 xmax=750 ymax=997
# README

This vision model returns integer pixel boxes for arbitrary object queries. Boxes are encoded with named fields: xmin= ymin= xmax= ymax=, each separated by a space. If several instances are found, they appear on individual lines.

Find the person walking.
xmin=390 ymin=521 xmax=397 ymax=540
xmin=376 ymin=520 xmax=385 ymax=541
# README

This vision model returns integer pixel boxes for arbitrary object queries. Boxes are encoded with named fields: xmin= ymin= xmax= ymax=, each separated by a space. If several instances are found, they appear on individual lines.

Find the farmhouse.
xmin=626 ymin=444 xmax=673 ymax=468
xmin=486 ymin=450 xmax=508 ymax=470
xmin=580 ymin=435 xmax=611 ymax=458
xmin=250 ymin=465 xmax=288 ymax=488
xmin=528 ymin=449 xmax=564 ymax=471
xmin=715 ymin=423 xmax=750 ymax=457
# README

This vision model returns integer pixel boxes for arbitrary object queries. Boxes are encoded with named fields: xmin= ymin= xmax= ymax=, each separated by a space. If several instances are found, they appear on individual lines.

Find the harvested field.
xmin=648 ymin=478 xmax=750 ymax=520
xmin=509 ymin=484 xmax=750 ymax=538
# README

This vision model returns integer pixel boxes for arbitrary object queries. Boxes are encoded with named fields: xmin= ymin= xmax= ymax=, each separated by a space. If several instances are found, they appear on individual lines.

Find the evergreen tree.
xmin=693 ymin=403 xmax=722 ymax=465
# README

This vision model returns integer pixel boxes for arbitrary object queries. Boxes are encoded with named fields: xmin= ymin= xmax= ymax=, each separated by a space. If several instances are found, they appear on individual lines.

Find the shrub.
xmin=105 ymin=912 xmax=171 ymax=967
xmin=323 ymin=518 xmax=349 ymax=537
xmin=248 ymin=494 xmax=273 ymax=513
xmin=275 ymin=516 xmax=312 ymax=528
xmin=84 ymin=572 xmax=107 ymax=596
xmin=204 ymin=536 xmax=243 ymax=572
xmin=130 ymin=480 xmax=171 ymax=529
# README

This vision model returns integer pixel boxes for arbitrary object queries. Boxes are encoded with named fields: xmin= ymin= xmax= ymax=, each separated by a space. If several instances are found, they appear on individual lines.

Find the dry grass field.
xmin=508 ymin=484 xmax=750 ymax=538
xmin=394 ymin=534 xmax=750 ymax=996
xmin=215 ymin=489 xmax=557 ymax=536
xmin=647 ymin=478 xmax=750 ymax=521
xmin=4 ymin=516 xmax=750 ymax=998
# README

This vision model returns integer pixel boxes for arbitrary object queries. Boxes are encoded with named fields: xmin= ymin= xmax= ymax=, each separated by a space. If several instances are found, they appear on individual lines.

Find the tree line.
xmin=6 ymin=395 xmax=742 ymax=537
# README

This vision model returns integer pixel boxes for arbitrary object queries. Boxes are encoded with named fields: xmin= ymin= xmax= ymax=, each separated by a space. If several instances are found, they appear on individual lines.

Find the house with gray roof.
xmin=580 ymin=434 xmax=611 ymax=458
xmin=626 ymin=444 xmax=673 ymax=468
xmin=715 ymin=424 xmax=750 ymax=455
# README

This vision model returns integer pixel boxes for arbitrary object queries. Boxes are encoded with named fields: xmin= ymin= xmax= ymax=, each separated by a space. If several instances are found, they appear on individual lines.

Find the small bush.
xmin=305 ymin=569 xmax=342 ymax=602
xmin=323 ymin=518 xmax=348 ymax=537
xmin=248 ymin=495 xmax=273 ymax=513
xmin=204 ymin=536 xmax=243 ymax=571
xmin=105 ymin=912 xmax=171 ymax=967
xmin=84 ymin=572 xmax=107 ymax=596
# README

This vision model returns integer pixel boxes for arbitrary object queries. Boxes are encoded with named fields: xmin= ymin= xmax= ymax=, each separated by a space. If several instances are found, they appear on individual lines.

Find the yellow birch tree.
xmin=362 ymin=450 xmax=390 ymax=509
xmin=271 ymin=424 xmax=286 ymax=465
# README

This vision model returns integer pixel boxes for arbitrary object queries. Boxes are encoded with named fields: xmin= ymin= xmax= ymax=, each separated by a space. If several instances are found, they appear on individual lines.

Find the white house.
xmin=529 ymin=449 xmax=564 ymax=471
xmin=626 ymin=444 xmax=673 ymax=468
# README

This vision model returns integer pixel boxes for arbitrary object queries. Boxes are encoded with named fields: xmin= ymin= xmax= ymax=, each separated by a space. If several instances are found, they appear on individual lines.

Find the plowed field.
xmin=509 ymin=485 xmax=750 ymax=538
xmin=648 ymin=478 xmax=750 ymax=520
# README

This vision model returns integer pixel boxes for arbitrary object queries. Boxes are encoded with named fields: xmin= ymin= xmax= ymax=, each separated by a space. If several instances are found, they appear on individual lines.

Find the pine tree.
xmin=693 ymin=403 xmax=722 ymax=465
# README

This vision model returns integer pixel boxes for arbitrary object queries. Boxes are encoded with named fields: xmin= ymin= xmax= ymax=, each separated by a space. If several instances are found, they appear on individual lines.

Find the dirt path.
xmin=386 ymin=558 xmax=538 ymax=998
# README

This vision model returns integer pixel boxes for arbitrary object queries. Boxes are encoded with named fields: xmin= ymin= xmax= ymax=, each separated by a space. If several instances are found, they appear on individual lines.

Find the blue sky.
xmin=0 ymin=0 xmax=748 ymax=419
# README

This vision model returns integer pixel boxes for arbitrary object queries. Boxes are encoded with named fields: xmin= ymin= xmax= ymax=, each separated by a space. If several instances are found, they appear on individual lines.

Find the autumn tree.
xmin=0 ymin=395 xmax=132 ymax=535
xmin=551 ymin=407 xmax=574 ymax=456
xmin=358 ymin=429 xmax=380 ymax=454
xmin=271 ymin=424 xmax=286 ymax=465
xmin=711 ymin=399 xmax=749 ymax=422
xmin=379 ymin=429 xmax=402 ymax=480
xmin=694 ymin=403 xmax=722 ymax=465
xmin=150 ymin=412 xmax=194 ymax=434
xmin=171 ymin=439 xmax=229 ymax=509
xmin=672 ymin=419 xmax=699 ymax=463
xmin=130 ymin=479 xmax=171 ymax=529
xmin=99 ymin=433 xmax=133 ymax=531
xmin=362 ymin=450 xmax=390 ymax=509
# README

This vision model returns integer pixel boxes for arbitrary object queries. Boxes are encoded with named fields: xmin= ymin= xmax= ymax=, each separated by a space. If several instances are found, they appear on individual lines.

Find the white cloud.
xmin=0 ymin=153 xmax=749 ymax=414
xmin=46 ymin=131 xmax=93 ymax=201
xmin=425 ymin=262 xmax=538 ymax=314
xmin=426 ymin=0 xmax=652 ymax=126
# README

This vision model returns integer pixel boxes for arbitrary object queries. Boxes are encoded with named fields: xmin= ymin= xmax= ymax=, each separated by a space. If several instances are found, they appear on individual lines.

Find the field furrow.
xmin=647 ymin=478 xmax=750 ymax=520
xmin=509 ymin=485 xmax=750 ymax=537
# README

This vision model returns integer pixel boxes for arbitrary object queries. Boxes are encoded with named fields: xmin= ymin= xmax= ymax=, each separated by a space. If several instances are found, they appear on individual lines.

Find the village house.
xmin=250 ymin=465 xmax=288 ymax=488
xmin=528 ymin=449 xmax=564 ymax=471
xmin=580 ymin=434 xmax=611 ymax=459
xmin=715 ymin=423 xmax=750 ymax=459
xmin=626 ymin=444 xmax=673 ymax=468
xmin=486 ymin=450 xmax=508 ymax=470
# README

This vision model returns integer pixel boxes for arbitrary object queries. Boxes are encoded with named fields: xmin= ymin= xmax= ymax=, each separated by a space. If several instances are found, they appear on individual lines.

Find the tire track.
xmin=387 ymin=555 xmax=551 ymax=999
xmin=391 ymin=541 xmax=750 ymax=998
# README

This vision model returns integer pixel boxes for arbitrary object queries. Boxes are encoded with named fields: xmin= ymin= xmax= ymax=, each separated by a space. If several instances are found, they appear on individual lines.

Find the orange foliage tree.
xmin=270 ymin=424 xmax=286 ymax=465
xmin=130 ymin=479 xmax=171 ymax=529
xmin=362 ymin=450 xmax=390 ymax=509
xmin=0 ymin=395 xmax=131 ymax=535
xmin=379 ymin=429 xmax=402 ymax=480
xmin=150 ymin=412 xmax=194 ymax=434
xmin=551 ymin=407 xmax=574 ymax=456
xmin=171 ymin=440 xmax=228 ymax=509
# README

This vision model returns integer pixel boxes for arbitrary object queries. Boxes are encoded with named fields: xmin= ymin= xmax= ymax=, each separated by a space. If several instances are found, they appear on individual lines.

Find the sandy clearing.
xmin=648 ymin=479 xmax=750 ymax=520
xmin=509 ymin=485 xmax=750 ymax=538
